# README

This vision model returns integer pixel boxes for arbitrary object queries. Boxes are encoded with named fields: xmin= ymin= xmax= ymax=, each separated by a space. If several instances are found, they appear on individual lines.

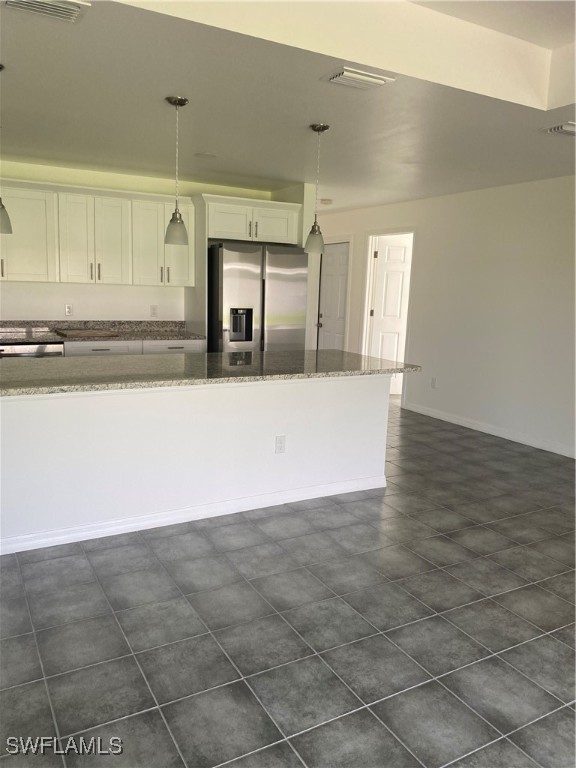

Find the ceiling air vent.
xmin=327 ymin=67 xmax=395 ymax=89
xmin=5 ymin=0 xmax=91 ymax=22
xmin=544 ymin=122 xmax=575 ymax=137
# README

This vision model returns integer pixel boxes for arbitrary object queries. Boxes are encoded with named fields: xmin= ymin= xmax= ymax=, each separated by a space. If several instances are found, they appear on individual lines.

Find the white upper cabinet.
xmin=132 ymin=201 xmax=194 ymax=287
xmin=206 ymin=197 xmax=300 ymax=245
xmin=0 ymin=188 xmax=59 ymax=282
xmin=208 ymin=203 xmax=253 ymax=240
xmin=59 ymin=194 xmax=131 ymax=284
xmin=94 ymin=197 xmax=131 ymax=284
xmin=59 ymin=193 xmax=95 ymax=283
xmin=251 ymin=206 xmax=299 ymax=244
xmin=132 ymin=200 xmax=165 ymax=286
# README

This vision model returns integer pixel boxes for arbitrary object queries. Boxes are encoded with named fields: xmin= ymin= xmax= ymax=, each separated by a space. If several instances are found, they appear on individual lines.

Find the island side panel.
xmin=0 ymin=374 xmax=390 ymax=552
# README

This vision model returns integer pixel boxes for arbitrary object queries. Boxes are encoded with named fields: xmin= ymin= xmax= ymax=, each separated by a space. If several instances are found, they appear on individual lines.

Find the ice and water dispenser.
xmin=229 ymin=308 xmax=253 ymax=342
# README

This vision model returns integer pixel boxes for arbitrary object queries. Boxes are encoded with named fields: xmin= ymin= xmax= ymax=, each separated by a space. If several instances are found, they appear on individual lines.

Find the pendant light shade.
xmin=0 ymin=197 xmax=13 ymax=234
xmin=304 ymin=123 xmax=329 ymax=255
xmin=165 ymin=210 xmax=188 ymax=245
xmin=304 ymin=217 xmax=324 ymax=255
xmin=165 ymin=96 xmax=189 ymax=246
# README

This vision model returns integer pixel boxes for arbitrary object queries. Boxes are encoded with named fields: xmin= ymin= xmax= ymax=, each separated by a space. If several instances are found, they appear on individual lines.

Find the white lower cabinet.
xmin=64 ymin=339 xmax=206 ymax=356
xmin=142 ymin=339 xmax=207 ymax=354
xmin=64 ymin=340 xmax=143 ymax=356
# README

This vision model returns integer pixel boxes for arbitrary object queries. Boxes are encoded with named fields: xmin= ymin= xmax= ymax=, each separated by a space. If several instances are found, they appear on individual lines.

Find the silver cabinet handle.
xmin=168 ymin=346 xmax=184 ymax=349
xmin=91 ymin=348 xmax=111 ymax=352
xmin=248 ymin=221 xmax=252 ymax=238
xmin=97 ymin=263 xmax=101 ymax=281
xmin=255 ymin=221 xmax=258 ymax=239
xmin=90 ymin=263 xmax=93 ymax=281
xmin=167 ymin=266 xmax=170 ymax=284
xmin=160 ymin=266 xmax=164 ymax=284
xmin=1 ymin=259 xmax=4 ymax=278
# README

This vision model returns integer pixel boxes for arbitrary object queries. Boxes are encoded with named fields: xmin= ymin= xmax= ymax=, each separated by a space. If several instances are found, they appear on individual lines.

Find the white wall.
xmin=0 ymin=282 xmax=184 ymax=321
xmin=1 ymin=376 xmax=390 ymax=552
xmin=320 ymin=176 xmax=575 ymax=456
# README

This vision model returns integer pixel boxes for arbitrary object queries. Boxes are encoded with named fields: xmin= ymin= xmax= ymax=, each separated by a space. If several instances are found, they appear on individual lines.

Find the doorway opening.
xmin=364 ymin=233 xmax=414 ymax=395
xmin=317 ymin=241 xmax=350 ymax=350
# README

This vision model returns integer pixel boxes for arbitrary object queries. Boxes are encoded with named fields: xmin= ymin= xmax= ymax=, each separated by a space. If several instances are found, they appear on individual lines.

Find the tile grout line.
xmin=438 ymin=735 xmax=546 ymax=768
xmin=147 ymin=542 xmax=427 ymax=768
xmin=7 ymin=510 xmax=572 ymax=760
xmin=437 ymin=700 xmax=576 ymax=768
xmin=12 ymin=553 xmax=66 ymax=768
xmin=68 ymin=554 xmax=190 ymax=768
xmin=134 ymin=541 xmax=312 ymax=767
xmin=6 ymin=534 xmax=573 ymax=642
xmin=9 ymin=532 xmax=573 ymax=690
xmin=150 ymin=544 xmax=324 ymax=768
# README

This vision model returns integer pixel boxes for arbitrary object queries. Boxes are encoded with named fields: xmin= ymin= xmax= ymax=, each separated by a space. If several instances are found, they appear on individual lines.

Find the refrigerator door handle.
xmin=260 ymin=277 xmax=266 ymax=351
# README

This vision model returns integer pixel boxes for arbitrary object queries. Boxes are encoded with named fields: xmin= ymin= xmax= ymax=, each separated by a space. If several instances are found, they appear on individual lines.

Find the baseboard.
xmin=0 ymin=475 xmax=387 ymax=555
xmin=402 ymin=400 xmax=575 ymax=458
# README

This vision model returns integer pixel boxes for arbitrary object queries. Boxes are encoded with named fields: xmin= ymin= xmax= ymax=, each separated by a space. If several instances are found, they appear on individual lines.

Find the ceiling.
xmin=0 ymin=0 xmax=574 ymax=212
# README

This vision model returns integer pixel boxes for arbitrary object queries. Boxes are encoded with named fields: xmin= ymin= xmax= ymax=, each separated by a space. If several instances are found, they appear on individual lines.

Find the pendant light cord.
xmin=314 ymin=129 xmax=321 ymax=220
xmin=175 ymin=105 xmax=180 ymax=210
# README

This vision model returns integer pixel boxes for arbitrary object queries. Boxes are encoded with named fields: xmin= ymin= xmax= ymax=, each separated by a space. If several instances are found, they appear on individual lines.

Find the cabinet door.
xmin=132 ymin=201 xmax=165 ymax=286
xmin=164 ymin=204 xmax=194 ymax=286
xmin=0 ymin=188 xmax=59 ymax=282
xmin=207 ymin=203 xmax=252 ymax=240
xmin=94 ymin=197 xmax=131 ymax=284
xmin=59 ymin=194 xmax=95 ymax=283
xmin=253 ymin=207 xmax=299 ymax=245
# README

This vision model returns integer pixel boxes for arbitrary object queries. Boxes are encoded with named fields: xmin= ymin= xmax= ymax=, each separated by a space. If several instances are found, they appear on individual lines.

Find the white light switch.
xmin=275 ymin=435 xmax=286 ymax=454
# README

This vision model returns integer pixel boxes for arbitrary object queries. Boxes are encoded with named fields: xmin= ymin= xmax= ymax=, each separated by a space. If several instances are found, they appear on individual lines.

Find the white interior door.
xmin=367 ymin=233 xmax=413 ymax=394
xmin=318 ymin=242 xmax=349 ymax=350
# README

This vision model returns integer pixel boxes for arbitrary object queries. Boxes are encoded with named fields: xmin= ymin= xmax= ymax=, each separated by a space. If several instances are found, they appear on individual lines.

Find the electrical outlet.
xmin=274 ymin=435 xmax=286 ymax=454
xmin=431 ymin=377 xmax=437 ymax=389
xmin=150 ymin=305 xmax=158 ymax=318
xmin=65 ymin=304 xmax=73 ymax=316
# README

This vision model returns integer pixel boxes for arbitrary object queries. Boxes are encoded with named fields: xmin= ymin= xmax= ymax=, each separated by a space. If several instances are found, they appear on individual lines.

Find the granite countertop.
xmin=0 ymin=350 xmax=421 ymax=396
xmin=0 ymin=321 xmax=205 ymax=344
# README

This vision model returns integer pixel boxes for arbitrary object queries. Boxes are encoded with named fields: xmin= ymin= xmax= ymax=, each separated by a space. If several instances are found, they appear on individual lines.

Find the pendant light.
xmin=165 ymin=96 xmax=189 ymax=245
xmin=0 ymin=198 xmax=12 ymax=234
xmin=304 ymin=123 xmax=330 ymax=255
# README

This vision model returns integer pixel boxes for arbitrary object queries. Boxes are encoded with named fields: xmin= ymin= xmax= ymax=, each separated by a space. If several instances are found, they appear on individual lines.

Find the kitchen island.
xmin=0 ymin=351 xmax=420 ymax=553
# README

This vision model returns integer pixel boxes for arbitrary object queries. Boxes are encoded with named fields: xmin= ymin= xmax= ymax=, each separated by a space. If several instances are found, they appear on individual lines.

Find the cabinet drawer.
xmin=64 ymin=340 xmax=143 ymax=356
xmin=142 ymin=339 xmax=207 ymax=354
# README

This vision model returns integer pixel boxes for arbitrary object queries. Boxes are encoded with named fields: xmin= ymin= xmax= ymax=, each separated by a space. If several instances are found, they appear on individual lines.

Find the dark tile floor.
xmin=1 ymin=398 xmax=575 ymax=767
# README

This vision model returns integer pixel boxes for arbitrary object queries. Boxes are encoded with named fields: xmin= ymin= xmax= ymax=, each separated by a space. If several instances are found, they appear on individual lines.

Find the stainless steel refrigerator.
xmin=207 ymin=242 xmax=308 ymax=353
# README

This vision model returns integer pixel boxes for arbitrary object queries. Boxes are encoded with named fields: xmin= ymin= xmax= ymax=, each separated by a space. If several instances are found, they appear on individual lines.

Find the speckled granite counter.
xmin=0 ymin=350 xmax=421 ymax=396
xmin=0 ymin=320 xmax=205 ymax=344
